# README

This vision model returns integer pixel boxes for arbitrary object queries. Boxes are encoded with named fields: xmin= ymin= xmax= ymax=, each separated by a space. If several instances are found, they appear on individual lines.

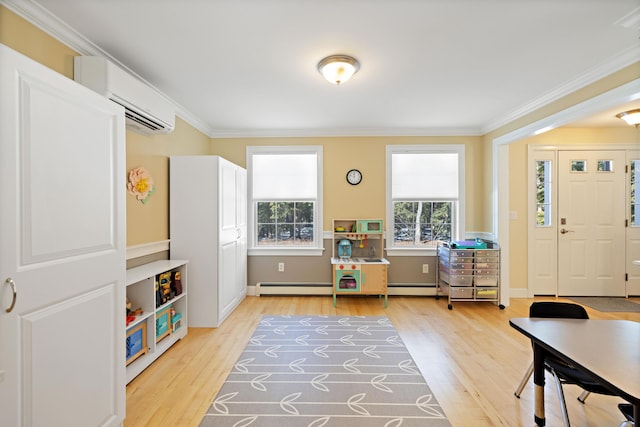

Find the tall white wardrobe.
xmin=169 ymin=156 xmax=247 ymax=327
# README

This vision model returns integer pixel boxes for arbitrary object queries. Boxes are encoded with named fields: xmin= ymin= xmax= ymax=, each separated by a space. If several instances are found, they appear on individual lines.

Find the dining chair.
xmin=514 ymin=301 xmax=618 ymax=427
xmin=618 ymin=403 xmax=635 ymax=427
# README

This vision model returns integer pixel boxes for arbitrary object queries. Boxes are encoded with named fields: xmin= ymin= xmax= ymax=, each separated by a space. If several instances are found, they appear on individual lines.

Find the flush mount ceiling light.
xmin=317 ymin=54 xmax=360 ymax=85
xmin=616 ymin=109 xmax=640 ymax=127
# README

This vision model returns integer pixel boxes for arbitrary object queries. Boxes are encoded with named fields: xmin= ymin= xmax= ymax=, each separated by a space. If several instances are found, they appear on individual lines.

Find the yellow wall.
xmin=0 ymin=6 xmax=76 ymax=77
xmin=0 ymin=5 xmax=211 ymax=247
xmin=481 ymin=63 xmax=639 ymax=293
xmin=211 ymin=135 xmax=484 ymax=231
xmin=5 ymin=3 xmax=640 ymax=291
xmin=126 ymin=117 xmax=210 ymax=245
xmin=482 ymin=62 xmax=640 ymax=231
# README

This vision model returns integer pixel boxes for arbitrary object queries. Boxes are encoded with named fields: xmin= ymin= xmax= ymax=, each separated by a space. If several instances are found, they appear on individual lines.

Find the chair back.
xmin=529 ymin=302 xmax=589 ymax=319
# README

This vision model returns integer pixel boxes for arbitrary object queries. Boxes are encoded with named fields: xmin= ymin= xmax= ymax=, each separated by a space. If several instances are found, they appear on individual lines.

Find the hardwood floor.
xmin=124 ymin=296 xmax=640 ymax=426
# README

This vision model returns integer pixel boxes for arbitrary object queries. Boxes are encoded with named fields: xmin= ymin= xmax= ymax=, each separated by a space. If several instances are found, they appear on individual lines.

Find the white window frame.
xmin=386 ymin=144 xmax=465 ymax=257
xmin=247 ymin=145 xmax=324 ymax=256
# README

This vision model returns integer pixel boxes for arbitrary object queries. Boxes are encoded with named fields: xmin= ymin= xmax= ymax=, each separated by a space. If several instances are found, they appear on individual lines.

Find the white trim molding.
xmin=126 ymin=240 xmax=170 ymax=260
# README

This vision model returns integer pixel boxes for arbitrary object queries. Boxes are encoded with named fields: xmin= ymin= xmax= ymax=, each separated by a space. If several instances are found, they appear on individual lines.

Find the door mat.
xmin=568 ymin=297 xmax=640 ymax=313
xmin=199 ymin=315 xmax=451 ymax=427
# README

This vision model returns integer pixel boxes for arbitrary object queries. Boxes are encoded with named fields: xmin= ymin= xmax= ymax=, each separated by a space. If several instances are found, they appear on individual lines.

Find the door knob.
xmin=560 ymin=228 xmax=574 ymax=234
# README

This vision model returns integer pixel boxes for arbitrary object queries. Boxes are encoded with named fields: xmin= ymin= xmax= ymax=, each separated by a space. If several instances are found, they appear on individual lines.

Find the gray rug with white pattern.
xmin=199 ymin=315 xmax=451 ymax=427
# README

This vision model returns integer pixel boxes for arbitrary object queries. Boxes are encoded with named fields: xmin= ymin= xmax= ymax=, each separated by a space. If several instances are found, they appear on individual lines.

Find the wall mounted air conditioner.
xmin=74 ymin=56 xmax=175 ymax=135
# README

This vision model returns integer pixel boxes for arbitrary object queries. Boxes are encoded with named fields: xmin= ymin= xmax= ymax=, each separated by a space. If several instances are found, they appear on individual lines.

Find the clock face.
xmin=346 ymin=169 xmax=362 ymax=185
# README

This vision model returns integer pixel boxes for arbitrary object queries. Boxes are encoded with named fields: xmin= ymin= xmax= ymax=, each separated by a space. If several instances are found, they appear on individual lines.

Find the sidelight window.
xmin=536 ymin=160 xmax=552 ymax=226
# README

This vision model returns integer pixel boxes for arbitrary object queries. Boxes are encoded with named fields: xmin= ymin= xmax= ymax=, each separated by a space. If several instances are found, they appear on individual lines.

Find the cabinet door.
xmin=218 ymin=160 xmax=247 ymax=321
xmin=361 ymin=264 xmax=387 ymax=293
xmin=0 ymin=45 xmax=126 ymax=426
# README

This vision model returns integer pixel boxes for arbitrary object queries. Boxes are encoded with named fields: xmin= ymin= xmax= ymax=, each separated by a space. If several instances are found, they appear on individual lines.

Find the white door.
xmin=218 ymin=159 xmax=247 ymax=322
xmin=236 ymin=167 xmax=248 ymax=297
xmin=557 ymin=150 xmax=626 ymax=296
xmin=0 ymin=45 xmax=126 ymax=426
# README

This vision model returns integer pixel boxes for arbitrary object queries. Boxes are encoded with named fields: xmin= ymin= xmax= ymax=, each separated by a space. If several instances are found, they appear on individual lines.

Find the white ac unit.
xmin=74 ymin=56 xmax=175 ymax=134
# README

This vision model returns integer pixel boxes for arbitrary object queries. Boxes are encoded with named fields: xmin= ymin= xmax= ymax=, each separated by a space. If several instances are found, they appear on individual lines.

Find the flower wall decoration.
xmin=127 ymin=166 xmax=155 ymax=204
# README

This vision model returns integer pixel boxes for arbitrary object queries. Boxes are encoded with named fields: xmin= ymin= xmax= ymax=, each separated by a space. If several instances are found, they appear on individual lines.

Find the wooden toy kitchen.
xmin=331 ymin=219 xmax=389 ymax=307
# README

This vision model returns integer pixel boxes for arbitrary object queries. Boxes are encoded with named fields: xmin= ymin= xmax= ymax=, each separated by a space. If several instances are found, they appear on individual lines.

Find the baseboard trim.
xmin=253 ymin=282 xmax=439 ymax=297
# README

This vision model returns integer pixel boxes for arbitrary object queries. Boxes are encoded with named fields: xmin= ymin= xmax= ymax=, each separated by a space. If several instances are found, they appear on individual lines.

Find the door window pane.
xmin=597 ymin=160 xmax=613 ymax=172
xmin=571 ymin=160 xmax=586 ymax=172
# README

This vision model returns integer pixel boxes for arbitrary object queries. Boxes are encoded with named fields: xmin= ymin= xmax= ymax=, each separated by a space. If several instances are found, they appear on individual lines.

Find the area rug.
xmin=200 ymin=315 xmax=451 ymax=427
xmin=568 ymin=297 xmax=640 ymax=313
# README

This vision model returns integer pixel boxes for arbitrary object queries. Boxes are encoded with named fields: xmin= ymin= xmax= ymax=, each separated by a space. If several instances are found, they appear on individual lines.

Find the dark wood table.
xmin=509 ymin=318 xmax=639 ymax=426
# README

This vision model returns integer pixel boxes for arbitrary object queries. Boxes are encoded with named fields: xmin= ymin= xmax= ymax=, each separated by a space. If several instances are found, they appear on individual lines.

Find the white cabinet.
xmin=125 ymin=260 xmax=188 ymax=383
xmin=170 ymin=156 xmax=247 ymax=327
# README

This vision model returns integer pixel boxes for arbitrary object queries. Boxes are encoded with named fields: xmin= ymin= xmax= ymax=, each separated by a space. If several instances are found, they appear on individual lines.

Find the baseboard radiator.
xmin=254 ymin=282 xmax=438 ymax=297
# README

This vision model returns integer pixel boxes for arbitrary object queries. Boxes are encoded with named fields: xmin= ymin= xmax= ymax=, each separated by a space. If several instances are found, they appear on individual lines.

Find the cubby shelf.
xmin=125 ymin=259 xmax=188 ymax=384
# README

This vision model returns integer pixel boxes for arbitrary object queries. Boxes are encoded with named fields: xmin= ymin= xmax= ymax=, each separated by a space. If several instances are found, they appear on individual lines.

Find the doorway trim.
xmin=492 ymin=78 xmax=640 ymax=300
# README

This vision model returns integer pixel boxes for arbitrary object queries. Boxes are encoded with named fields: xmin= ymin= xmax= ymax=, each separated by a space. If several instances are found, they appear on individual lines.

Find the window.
xmin=535 ymin=160 xmax=552 ymax=226
xmin=247 ymin=146 xmax=323 ymax=255
xmin=386 ymin=145 xmax=465 ymax=254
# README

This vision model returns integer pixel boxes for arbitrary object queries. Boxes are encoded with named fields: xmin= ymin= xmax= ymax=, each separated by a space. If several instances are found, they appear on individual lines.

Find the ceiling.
xmin=11 ymin=0 xmax=640 ymax=137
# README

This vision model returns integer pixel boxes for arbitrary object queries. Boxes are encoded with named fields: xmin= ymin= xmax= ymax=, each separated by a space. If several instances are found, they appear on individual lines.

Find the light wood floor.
xmin=124 ymin=295 xmax=640 ymax=426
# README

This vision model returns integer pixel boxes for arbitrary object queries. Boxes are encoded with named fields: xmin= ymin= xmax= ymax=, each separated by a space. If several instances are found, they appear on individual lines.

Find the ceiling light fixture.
xmin=616 ymin=109 xmax=640 ymax=127
xmin=317 ymin=54 xmax=360 ymax=85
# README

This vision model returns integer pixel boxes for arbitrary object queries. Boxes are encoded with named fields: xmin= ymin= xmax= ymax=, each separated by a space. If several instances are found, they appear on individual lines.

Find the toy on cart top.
xmin=448 ymin=238 xmax=487 ymax=249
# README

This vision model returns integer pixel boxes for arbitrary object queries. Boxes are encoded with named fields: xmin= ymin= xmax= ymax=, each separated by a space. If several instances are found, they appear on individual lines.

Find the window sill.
xmin=385 ymin=247 xmax=437 ymax=257
xmin=249 ymin=247 xmax=325 ymax=256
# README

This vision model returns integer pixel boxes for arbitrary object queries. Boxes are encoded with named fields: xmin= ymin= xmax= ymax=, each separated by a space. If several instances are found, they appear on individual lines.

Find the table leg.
xmin=533 ymin=343 xmax=546 ymax=426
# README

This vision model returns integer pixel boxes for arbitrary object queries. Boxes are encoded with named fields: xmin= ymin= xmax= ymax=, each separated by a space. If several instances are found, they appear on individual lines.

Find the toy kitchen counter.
xmin=331 ymin=257 xmax=389 ymax=308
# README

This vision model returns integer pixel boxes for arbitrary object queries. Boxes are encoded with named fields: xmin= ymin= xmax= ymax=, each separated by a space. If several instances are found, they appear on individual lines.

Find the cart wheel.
xmin=447 ymin=304 xmax=453 ymax=310
xmin=499 ymin=304 xmax=505 ymax=310
xmin=435 ymin=295 xmax=440 ymax=300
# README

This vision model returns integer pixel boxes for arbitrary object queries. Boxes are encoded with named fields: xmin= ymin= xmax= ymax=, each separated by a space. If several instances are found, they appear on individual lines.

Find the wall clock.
xmin=346 ymin=169 xmax=362 ymax=185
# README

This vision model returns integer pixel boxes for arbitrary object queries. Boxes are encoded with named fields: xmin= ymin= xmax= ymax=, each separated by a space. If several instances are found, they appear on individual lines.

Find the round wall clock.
xmin=346 ymin=169 xmax=362 ymax=185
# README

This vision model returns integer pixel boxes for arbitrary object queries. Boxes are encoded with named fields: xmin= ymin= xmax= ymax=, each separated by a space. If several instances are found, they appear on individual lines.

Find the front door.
xmin=557 ymin=150 xmax=626 ymax=296
xmin=0 ymin=45 xmax=126 ymax=426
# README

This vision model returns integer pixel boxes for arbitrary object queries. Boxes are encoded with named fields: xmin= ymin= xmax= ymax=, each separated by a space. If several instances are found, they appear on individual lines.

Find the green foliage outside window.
xmin=257 ymin=201 xmax=314 ymax=245
xmin=393 ymin=201 xmax=451 ymax=245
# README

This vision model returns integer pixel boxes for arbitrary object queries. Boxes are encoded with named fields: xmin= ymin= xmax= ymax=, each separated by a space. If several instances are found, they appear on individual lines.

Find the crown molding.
xmin=1 ymin=0 xmax=213 ymax=137
xmin=208 ymin=126 xmax=482 ymax=139
xmin=493 ymin=78 xmax=640 ymax=147
xmin=482 ymin=45 xmax=640 ymax=134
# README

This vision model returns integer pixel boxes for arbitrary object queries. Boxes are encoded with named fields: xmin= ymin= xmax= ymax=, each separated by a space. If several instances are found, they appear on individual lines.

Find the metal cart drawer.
xmin=450 ymin=287 xmax=474 ymax=298
xmin=447 ymin=275 xmax=473 ymax=286
xmin=475 ymin=276 xmax=498 ymax=286
xmin=476 ymin=287 xmax=499 ymax=298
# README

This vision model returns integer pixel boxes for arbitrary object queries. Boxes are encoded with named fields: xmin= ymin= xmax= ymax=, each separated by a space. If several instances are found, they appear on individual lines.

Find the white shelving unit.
xmin=125 ymin=259 xmax=188 ymax=384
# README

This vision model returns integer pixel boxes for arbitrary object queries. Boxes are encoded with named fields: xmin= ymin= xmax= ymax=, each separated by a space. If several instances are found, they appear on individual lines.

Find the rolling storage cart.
xmin=437 ymin=241 xmax=504 ymax=310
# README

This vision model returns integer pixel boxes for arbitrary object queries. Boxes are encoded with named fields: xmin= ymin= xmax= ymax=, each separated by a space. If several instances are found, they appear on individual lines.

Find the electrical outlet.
xmin=278 ymin=262 xmax=285 ymax=272
xmin=422 ymin=264 xmax=429 ymax=274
